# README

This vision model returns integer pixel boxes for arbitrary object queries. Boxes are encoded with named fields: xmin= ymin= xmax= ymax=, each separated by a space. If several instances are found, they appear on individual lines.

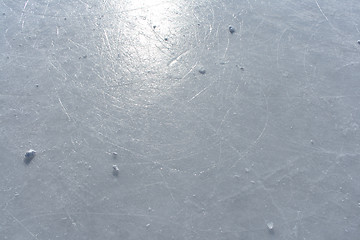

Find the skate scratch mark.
xmin=20 ymin=0 xmax=30 ymax=29
xmin=180 ymin=62 xmax=198 ymax=81
xmin=58 ymin=98 xmax=71 ymax=121
xmin=314 ymin=0 xmax=329 ymax=22
xmin=5 ymin=210 xmax=39 ymax=240
xmin=229 ymin=90 xmax=269 ymax=170
xmin=187 ymin=85 xmax=210 ymax=102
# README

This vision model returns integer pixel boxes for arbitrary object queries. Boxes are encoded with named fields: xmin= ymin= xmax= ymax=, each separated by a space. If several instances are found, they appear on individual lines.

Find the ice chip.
xmin=267 ymin=222 xmax=274 ymax=231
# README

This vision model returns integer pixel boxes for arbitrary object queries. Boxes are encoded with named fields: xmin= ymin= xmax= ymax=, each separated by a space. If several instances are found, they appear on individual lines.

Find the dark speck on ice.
xmin=229 ymin=25 xmax=235 ymax=34
xmin=24 ymin=149 xmax=36 ymax=164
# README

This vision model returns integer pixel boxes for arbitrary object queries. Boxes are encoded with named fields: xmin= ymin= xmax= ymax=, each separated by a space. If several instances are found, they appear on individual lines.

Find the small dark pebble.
xmin=25 ymin=151 xmax=36 ymax=158
xmin=164 ymin=38 xmax=168 ymax=41
xmin=199 ymin=69 xmax=206 ymax=74
xmin=236 ymin=65 xmax=244 ymax=70
xmin=35 ymin=84 xmax=39 ymax=87
xmin=24 ymin=149 xmax=36 ymax=164
xmin=357 ymin=40 xmax=360 ymax=45
xmin=229 ymin=26 xmax=235 ymax=34
xmin=64 ymin=17 xmax=67 ymax=20
xmin=153 ymin=25 xmax=156 ymax=29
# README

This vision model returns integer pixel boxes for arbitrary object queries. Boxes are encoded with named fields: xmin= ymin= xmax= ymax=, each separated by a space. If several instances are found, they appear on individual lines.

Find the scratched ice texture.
xmin=1 ymin=0 xmax=360 ymax=239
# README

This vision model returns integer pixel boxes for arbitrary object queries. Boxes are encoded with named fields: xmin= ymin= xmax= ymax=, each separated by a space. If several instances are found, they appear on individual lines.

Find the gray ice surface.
xmin=1 ymin=0 xmax=360 ymax=239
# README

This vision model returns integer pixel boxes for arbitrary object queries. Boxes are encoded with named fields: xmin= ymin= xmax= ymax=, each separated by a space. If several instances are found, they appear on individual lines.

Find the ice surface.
xmin=1 ymin=0 xmax=360 ymax=239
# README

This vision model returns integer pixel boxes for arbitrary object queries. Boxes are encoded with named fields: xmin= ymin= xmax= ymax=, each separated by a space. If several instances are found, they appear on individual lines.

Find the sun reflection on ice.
xmin=103 ymin=0 xmax=192 ymax=102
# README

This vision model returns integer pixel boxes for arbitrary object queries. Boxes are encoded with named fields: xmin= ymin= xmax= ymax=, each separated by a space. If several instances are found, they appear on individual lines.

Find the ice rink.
xmin=1 ymin=0 xmax=360 ymax=239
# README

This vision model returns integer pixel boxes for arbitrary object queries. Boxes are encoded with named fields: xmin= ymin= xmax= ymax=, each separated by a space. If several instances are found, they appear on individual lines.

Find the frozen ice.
xmin=1 ymin=0 xmax=360 ymax=239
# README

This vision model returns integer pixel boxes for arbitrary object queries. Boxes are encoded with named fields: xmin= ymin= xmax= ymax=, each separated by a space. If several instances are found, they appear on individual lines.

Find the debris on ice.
xmin=24 ymin=149 xmax=36 ymax=163
xmin=113 ymin=165 xmax=119 ymax=176
xmin=229 ymin=25 xmax=235 ymax=34
xmin=267 ymin=221 xmax=274 ymax=231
